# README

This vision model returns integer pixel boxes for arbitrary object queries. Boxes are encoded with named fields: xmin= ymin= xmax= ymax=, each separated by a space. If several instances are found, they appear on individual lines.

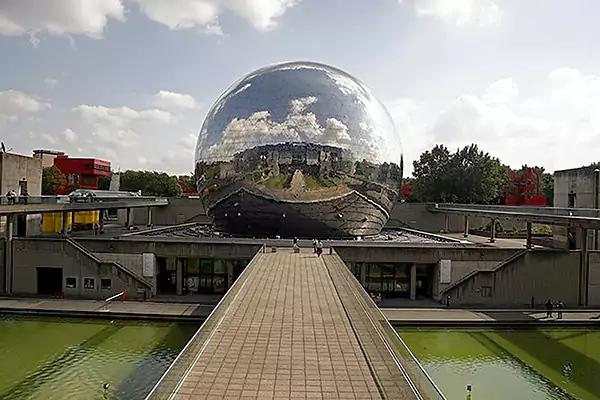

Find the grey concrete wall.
xmin=437 ymin=260 xmax=499 ymax=297
xmin=554 ymin=167 xmax=597 ymax=208
xmin=587 ymin=251 xmax=600 ymax=306
xmin=334 ymin=244 xmax=518 ymax=264
xmin=93 ymin=252 xmax=155 ymax=293
xmin=445 ymin=250 xmax=580 ymax=307
xmin=387 ymin=203 xmax=526 ymax=233
xmin=122 ymin=197 xmax=211 ymax=226
xmin=75 ymin=237 xmax=262 ymax=259
xmin=0 ymin=239 xmax=4 ymax=293
xmin=11 ymin=238 xmax=147 ymax=300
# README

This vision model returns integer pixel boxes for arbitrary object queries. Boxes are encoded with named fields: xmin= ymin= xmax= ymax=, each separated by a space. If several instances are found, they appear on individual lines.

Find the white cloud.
xmin=73 ymin=105 xmax=173 ymax=126
xmin=61 ymin=128 xmax=77 ymax=144
xmin=0 ymin=0 xmax=125 ymax=45
xmin=151 ymin=90 xmax=200 ymax=111
xmin=387 ymin=67 xmax=600 ymax=175
xmin=402 ymin=0 xmax=503 ymax=26
xmin=133 ymin=0 xmax=300 ymax=34
xmin=0 ymin=90 xmax=50 ymax=114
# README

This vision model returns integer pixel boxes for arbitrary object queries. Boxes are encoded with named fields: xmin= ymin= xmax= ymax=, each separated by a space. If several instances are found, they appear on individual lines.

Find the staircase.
xmin=65 ymin=239 xmax=154 ymax=296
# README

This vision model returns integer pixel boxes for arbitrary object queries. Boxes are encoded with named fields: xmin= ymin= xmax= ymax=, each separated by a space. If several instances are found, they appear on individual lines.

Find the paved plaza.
xmin=162 ymin=249 xmax=417 ymax=400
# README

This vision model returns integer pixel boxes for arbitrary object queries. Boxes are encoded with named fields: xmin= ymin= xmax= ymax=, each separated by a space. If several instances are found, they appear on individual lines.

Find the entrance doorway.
xmin=156 ymin=257 xmax=176 ymax=294
xmin=37 ymin=267 xmax=62 ymax=295
xmin=416 ymin=264 xmax=434 ymax=298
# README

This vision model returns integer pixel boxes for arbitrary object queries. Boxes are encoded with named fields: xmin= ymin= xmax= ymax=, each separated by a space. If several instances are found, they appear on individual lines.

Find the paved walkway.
xmin=160 ymin=250 xmax=417 ymax=400
xmin=0 ymin=298 xmax=210 ymax=317
xmin=383 ymin=308 xmax=600 ymax=323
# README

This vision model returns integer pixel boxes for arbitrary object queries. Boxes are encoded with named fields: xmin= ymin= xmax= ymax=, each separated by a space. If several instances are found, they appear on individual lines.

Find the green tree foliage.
xmin=119 ymin=170 xmax=182 ymax=197
xmin=412 ymin=144 xmax=509 ymax=204
xmin=41 ymin=166 xmax=66 ymax=195
xmin=98 ymin=175 xmax=112 ymax=191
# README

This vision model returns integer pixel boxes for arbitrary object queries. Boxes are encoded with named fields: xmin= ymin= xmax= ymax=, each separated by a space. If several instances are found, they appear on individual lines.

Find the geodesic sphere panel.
xmin=194 ymin=61 xmax=402 ymax=165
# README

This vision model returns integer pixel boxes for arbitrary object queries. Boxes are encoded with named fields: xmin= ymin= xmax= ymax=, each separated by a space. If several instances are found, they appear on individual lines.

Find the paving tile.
xmin=167 ymin=251 xmax=418 ymax=400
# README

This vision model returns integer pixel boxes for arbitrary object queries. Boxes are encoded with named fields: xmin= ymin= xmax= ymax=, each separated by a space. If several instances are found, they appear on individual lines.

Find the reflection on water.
xmin=399 ymin=328 xmax=600 ymax=400
xmin=0 ymin=315 xmax=198 ymax=400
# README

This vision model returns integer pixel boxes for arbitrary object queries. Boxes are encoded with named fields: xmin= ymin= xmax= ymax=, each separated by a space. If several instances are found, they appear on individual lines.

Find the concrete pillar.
xmin=489 ymin=218 xmax=496 ymax=243
xmin=175 ymin=258 xmax=183 ymax=296
xmin=444 ymin=214 xmax=449 ymax=233
xmin=595 ymin=168 xmax=600 ymax=249
xmin=62 ymin=212 xmax=69 ymax=237
xmin=526 ymin=222 xmax=532 ymax=249
xmin=147 ymin=207 xmax=153 ymax=227
xmin=5 ymin=215 xmax=13 ymax=295
xmin=579 ymin=227 xmax=589 ymax=306
xmin=125 ymin=208 xmax=131 ymax=227
xmin=227 ymin=261 xmax=234 ymax=289
xmin=99 ymin=210 xmax=105 ymax=230
xmin=463 ymin=216 xmax=469 ymax=238
xmin=360 ymin=263 xmax=367 ymax=288
xmin=410 ymin=263 xmax=417 ymax=300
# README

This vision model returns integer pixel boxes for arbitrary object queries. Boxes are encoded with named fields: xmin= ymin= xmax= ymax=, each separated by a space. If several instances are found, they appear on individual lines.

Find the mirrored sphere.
xmin=194 ymin=61 xmax=403 ymax=238
xmin=195 ymin=61 xmax=402 ymax=165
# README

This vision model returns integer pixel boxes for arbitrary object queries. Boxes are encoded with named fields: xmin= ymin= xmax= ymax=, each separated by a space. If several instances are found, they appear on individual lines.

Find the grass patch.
xmin=304 ymin=175 xmax=337 ymax=189
xmin=262 ymin=173 xmax=291 ymax=189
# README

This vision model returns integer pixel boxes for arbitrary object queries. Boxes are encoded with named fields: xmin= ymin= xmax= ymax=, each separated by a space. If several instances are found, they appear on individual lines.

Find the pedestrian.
xmin=545 ymin=299 xmax=554 ymax=318
xmin=557 ymin=300 xmax=565 ymax=320
xmin=293 ymin=237 xmax=298 ymax=247
xmin=312 ymin=238 xmax=317 ymax=253
xmin=316 ymin=240 xmax=323 ymax=257
xmin=93 ymin=223 xmax=99 ymax=236
xmin=466 ymin=385 xmax=472 ymax=400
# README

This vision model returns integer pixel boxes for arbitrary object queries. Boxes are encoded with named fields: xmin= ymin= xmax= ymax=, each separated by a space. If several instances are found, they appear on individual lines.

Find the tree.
xmin=542 ymin=172 xmax=554 ymax=206
xmin=119 ymin=170 xmax=182 ymax=197
xmin=42 ymin=166 xmax=66 ymax=195
xmin=98 ymin=175 xmax=112 ymax=191
xmin=412 ymin=144 xmax=510 ymax=204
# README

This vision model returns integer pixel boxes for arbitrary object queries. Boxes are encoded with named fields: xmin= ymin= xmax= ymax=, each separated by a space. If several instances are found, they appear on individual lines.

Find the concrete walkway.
xmin=383 ymin=308 xmax=600 ymax=324
xmin=154 ymin=250 xmax=418 ymax=400
xmin=0 ymin=298 xmax=211 ymax=318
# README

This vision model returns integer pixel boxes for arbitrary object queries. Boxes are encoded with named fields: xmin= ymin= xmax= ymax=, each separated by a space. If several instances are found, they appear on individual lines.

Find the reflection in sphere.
xmin=194 ymin=61 xmax=403 ymax=238
xmin=195 ymin=61 xmax=402 ymax=165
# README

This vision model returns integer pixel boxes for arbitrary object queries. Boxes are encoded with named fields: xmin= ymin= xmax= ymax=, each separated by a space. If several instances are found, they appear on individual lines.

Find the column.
xmin=125 ymin=208 xmax=131 ymax=227
xmin=444 ymin=214 xmax=449 ymax=233
xmin=410 ymin=263 xmax=417 ymax=300
xmin=578 ymin=227 xmax=589 ymax=306
xmin=226 ymin=261 xmax=234 ymax=289
xmin=62 ymin=212 xmax=69 ymax=237
xmin=360 ymin=263 xmax=367 ymax=288
xmin=463 ymin=216 xmax=469 ymax=238
xmin=175 ymin=258 xmax=183 ymax=295
xmin=526 ymin=222 xmax=532 ymax=249
xmin=5 ymin=215 xmax=14 ymax=295
xmin=147 ymin=207 xmax=153 ymax=227
xmin=489 ymin=218 xmax=496 ymax=243
xmin=99 ymin=210 xmax=105 ymax=231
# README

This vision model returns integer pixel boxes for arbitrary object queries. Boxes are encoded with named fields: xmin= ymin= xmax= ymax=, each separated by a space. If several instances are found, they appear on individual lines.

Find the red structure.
xmin=177 ymin=179 xmax=198 ymax=196
xmin=505 ymin=168 xmax=547 ymax=206
xmin=400 ymin=184 xmax=414 ymax=200
xmin=52 ymin=155 xmax=112 ymax=195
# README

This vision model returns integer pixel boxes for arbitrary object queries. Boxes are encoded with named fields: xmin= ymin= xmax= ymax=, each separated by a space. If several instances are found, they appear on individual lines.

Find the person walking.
xmin=557 ymin=300 xmax=565 ymax=320
xmin=316 ymin=240 xmax=323 ymax=257
xmin=466 ymin=385 xmax=472 ymax=400
xmin=545 ymin=299 xmax=554 ymax=318
xmin=312 ymin=238 xmax=317 ymax=253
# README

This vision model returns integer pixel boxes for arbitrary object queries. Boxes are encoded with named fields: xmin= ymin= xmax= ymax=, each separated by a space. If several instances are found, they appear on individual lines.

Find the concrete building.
xmin=32 ymin=149 xmax=65 ymax=168
xmin=553 ymin=166 xmax=600 ymax=249
xmin=1 ymin=152 xmax=43 ymax=236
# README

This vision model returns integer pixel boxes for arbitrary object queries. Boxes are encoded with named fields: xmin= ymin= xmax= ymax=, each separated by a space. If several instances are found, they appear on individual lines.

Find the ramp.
xmin=146 ymin=248 xmax=438 ymax=400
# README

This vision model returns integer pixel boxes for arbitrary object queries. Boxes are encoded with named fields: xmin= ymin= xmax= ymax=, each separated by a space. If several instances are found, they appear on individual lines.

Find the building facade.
xmin=53 ymin=155 xmax=112 ymax=194
xmin=32 ymin=149 xmax=65 ymax=168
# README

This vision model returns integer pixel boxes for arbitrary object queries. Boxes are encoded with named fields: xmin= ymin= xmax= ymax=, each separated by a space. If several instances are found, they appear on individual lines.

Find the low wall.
xmin=123 ymin=197 xmax=211 ymax=226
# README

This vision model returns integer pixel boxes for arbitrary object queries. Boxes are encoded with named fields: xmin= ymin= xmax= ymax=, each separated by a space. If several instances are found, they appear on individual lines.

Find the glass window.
xmin=101 ymin=278 xmax=112 ymax=290
xmin=66 ymin=277 xmax=76 ymax=289
xmin=213 ymin=259 xmax=224 ymax=274
xmin=187 ymin=258 xmax=200 ymax=275
xmin=84 ymin=278 xmax=95 ymax=289
xmin=200 ymin=259 xmax=213 ymax=274
xmin=367 ymin=264 xmax=381 ymax=278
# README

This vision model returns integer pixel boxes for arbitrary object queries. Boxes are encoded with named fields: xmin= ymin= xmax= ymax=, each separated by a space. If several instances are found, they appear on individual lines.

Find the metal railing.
xmin=324 ymin=253 xmax=447 ymax=400
xmin=0 ymin=195 xmax=166 ymax=206
xmin=144 ymin=245 xmax=265 ymax=400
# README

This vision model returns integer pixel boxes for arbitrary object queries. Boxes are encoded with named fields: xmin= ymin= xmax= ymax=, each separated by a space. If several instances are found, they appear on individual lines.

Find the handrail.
xmin=144 ymin=244 xmax=266 ymax=400
xmin=105 ymin=290 xmax=127 ymax=303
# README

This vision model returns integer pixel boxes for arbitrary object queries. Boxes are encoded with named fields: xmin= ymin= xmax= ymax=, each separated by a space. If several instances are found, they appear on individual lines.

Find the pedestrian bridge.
xmin=145 ymin=247 xmax=445 ymax=400
xmin=0 ymin=195 xmax=168 ymax=216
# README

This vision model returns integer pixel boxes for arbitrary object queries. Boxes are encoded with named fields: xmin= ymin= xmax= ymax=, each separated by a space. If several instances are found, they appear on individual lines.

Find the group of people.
xmin=291 ymin=237 xmax=324 ymax=256
xmin=545 ymin=298 xmax=566 ymax=319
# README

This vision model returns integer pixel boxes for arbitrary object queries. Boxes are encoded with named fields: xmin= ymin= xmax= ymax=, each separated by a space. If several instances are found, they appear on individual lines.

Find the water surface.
xmin=0 ymin=315 xmax=198 ymax=400
xmin=400 ymin=327 xmax=600 ymax=400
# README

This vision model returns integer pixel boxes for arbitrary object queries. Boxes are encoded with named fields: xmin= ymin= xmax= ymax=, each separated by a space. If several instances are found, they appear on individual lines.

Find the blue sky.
xmin=1 ymin=0 xmax=600 ymax=174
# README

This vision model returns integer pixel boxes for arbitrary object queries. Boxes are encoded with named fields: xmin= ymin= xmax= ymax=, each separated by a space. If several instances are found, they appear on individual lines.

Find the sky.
xmin=1 ymin=0 xmax=600 ymax=176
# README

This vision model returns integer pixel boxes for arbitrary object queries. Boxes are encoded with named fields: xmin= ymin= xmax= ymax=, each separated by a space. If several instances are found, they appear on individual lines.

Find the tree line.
xmin=405 ymin=144 xmax=555 ymax=205
xmin=42 ymin=167 xmax=196 ymax=197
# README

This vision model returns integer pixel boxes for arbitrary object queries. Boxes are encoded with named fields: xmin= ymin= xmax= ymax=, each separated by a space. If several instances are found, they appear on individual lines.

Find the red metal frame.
xmin=505 ymin=168 xmax=547 ymax=206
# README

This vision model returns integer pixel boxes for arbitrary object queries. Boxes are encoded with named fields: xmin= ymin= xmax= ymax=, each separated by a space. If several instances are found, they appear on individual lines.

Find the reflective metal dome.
xmin=195 ymin=61 xmax=402 ymax=165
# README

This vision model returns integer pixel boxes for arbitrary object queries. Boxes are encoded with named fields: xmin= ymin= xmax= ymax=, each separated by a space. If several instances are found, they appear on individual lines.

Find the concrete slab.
xmin=445 ymin=233 xmax=526 ymax=248
xmin=152 ymin=249 xmax=419 ymax=400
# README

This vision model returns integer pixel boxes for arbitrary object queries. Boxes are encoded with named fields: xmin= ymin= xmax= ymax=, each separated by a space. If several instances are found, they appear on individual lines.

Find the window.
xmin=481 ymin=286 xmax=493 ymax=297
xmin=84 ymin=278 xmax=95 ymax=289
xmin=568 ymin=193 xmax=576 ymax=208
xmin=66 ymin=277 xmax=77 ymax=289
xmin=100 ymin=278 xmax=112 ymax=290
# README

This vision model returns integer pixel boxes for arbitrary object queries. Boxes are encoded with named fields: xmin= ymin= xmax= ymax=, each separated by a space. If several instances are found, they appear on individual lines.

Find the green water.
xmin=0 ymin=315 xmax=199 ymax=400
xmin=399 ymin=328 xmax=600 ymax=400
